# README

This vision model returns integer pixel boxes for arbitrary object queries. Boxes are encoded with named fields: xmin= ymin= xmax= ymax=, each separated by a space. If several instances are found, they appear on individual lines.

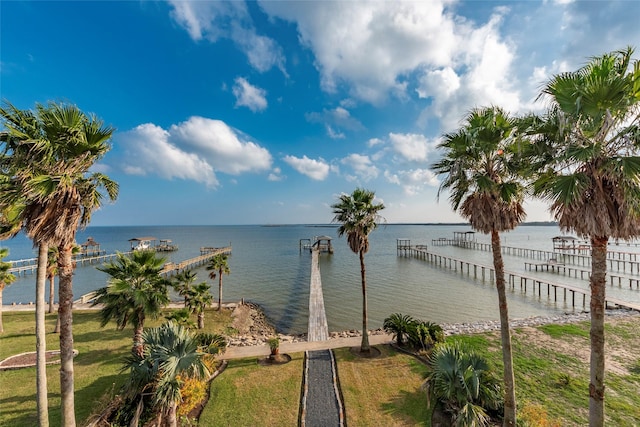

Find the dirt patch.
xmin=515 ymin=317 xmax=635 ymax=376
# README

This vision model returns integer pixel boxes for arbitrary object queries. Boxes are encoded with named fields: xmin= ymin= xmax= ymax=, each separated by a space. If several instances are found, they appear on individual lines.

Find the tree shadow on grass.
xmin=73 ymin=347 xmax=125 ymax=367
xmin=73 ymin=329 xmax=130 ymax=345
xmin=380 ymin=388 xmax=430 ymax=427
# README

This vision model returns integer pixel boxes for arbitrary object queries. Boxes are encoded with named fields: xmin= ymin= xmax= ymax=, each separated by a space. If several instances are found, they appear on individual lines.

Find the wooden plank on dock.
xmin=308 ymin=249 xmax=329 ymax=341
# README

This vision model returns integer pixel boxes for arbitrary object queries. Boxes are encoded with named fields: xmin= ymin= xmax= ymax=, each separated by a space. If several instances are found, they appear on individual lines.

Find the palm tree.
xmin=206 ymin=254 xmax=230 ymax=311
xmin=424 ymin=342 xmax=502 ymax=427
xmin=121 ymin=321 xmax=208 ymax=427
xmin=0 ymin=248 xmax=17 ymax=333
xmin=1 ymin=100 xmax=119 ymax=426
xmin=46 ymin=247 xmax=58 ymax=314
xmin=172 ymin=270 xmax=196 ymax=307
xmin=185 ymin=282 xmax=214 ymax=329
xmin=331 ymin=188 xmax=385 ymax=353
xmin=95 ymin=250 xmax=170 ymax=356
xmin=528 ymin=47 xmax=640 ymax=426
xmin=382 ymin=313 xmax=416 ymax=346
xmin=431 ymin=106 xmax=525 ymax=426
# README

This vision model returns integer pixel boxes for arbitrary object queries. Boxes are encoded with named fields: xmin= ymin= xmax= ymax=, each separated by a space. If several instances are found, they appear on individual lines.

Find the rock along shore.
xmin=227 ymin=303 xmax=640 ymax=348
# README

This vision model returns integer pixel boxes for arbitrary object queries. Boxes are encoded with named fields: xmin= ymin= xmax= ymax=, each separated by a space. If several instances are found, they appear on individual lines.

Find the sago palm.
xmin=431 ymin=106 xmax=525 ymax=426
xmin=528 ymin=47 xmax=640 ymax=426
xmin=332 ymin=188 xmax=385 ymax=353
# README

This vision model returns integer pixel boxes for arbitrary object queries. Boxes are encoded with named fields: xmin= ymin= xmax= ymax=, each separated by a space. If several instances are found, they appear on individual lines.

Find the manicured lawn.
xmin=334 ymin=345 xmax=430 ymax=426
xmin=0 ymin=308 xmax=232 ymax=427
xmin=3 ymin=309 xmax=640 ymax=427
xmin=199 ymin=354 xmax=303 ymax=426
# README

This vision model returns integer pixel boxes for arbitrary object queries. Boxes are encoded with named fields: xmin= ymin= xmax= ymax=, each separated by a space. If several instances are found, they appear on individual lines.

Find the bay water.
xmin=4 ymin=224 xmax=640 ymax=334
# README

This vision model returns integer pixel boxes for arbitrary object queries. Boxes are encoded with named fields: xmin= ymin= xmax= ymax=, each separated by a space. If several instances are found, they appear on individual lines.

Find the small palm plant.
xmin=383 ymin=313 xmax=416 ymax=346
xmin=267 ymin=336 xmax=280 ymax=356
xmin=121 ymin=321 xmax=209 ymax=427
xmin=424 ymin=342 xmax=502 ymax=427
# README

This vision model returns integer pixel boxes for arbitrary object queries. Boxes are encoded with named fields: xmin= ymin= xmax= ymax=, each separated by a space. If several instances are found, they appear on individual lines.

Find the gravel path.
xmin=303 ymin=349 xmax=343 ymax=427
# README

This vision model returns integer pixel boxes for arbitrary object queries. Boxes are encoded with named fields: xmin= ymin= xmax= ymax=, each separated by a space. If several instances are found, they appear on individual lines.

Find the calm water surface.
xmin=4 ymin=224 xmax=640 ymax=334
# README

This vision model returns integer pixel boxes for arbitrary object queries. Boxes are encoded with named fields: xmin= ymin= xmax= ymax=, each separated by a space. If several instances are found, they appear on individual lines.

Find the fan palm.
xmin=0 ymin=248 xmax=16 ymax=333
xmin=95 ymin=250 xmax=170 ymax=356
xmin=431 ymin=106 xmax=525 ymax=426
xmin=121 ymin=321 xmax=208 ymax=427
xmin=185 ymin=282 xmax=214 ymax=329
xmin=0 ymin=100 xmax=119 ymax=426
xmin=172 ymin=270 xmax=197 ymax=307
xmin=424 ymin=342 xmax=502 ymax=427
xmin=206 ymin=253 xmax=230 ymax=311
xmin=528 ymin=47 xmax=640 ymax=426
xmin=331 ymin=188 xmax=385 ymax=353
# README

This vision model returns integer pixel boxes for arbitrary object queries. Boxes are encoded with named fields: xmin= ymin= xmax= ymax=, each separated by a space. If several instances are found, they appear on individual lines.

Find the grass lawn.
xmin=335 ymin=345 xmax=430 ymax=426
xmin=0 ymin=308 xmax=232 ymax=427
xmin=2 ymin=309 xmax=640 ymax=427
xmin=199 ymin=354 xmax=303 ymax=426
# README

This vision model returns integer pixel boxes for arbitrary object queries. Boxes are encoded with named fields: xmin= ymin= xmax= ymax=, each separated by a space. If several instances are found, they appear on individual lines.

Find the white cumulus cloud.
xmin=233 ymin=77 xmax=268 ymax=112
xmin=119 ymin=123 xmax=218 ymax=187
xmin=389 ymin=132 xmax=433 ymax=162
xmin=385 ymin=168 xmax=439 ymax=195
xmin=117 ymin=117 xmax=273 ymax=186
xmin=283 ymin=155 xmax=330 ymax=180
xmin=341 ymin=154 xmax=379 ymax=182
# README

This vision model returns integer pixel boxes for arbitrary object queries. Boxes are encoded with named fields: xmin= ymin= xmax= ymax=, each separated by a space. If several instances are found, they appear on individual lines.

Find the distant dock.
xmin=398 ymin=239 xmax=640 ymax=312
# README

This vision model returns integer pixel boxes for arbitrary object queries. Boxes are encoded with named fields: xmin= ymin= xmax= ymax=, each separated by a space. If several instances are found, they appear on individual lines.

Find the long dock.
xmin=402 ymin=245 xmax=640 ymax=312
xmin=160 ymin=246 xmax=232 ymax=277
xmin=524 ymin=261 xmax=640 ymax=289
xmin=307 ymin=249 xmax=329 ymax=341
xmin=74 ymin=246 xmax=232 ymax=304
xmin=8 ymin=252 xmax=126 ymax=276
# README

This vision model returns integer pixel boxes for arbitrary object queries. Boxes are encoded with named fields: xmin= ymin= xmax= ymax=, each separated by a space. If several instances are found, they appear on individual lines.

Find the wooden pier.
xmin=160 ymin=246 xmax=232 ymax=277
xmin=307 ymin=249 xmax=329 ymax=341
xmin=74 ymin=246 xmax=232 ymax=304
xmin=8 ymin=252 xmax=127 ymax=276
xmin=524 ymin=262 xmax=640 ymax=289
xmin=400 ymin=244 xmax=640 ymax=312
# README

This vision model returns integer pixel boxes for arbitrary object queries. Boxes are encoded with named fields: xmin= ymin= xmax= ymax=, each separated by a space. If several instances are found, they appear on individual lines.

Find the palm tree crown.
xmin=95 ymin=250 xmax=170 ymax=355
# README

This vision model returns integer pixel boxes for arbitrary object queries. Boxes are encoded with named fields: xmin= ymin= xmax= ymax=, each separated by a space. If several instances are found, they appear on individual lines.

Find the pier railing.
xmin=74 ymin=246 xmax=232 ymax=304
xmin=403 ymin=245 xmax=640 ymax=312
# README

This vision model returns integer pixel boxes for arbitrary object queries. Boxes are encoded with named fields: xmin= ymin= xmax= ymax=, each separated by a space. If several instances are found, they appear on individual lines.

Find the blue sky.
xmin=2 ymin=1 xmax=640 ymax=226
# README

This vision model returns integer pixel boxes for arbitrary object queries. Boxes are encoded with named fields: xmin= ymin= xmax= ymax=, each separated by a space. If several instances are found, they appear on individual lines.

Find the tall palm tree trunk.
xmin=58 ymin=244 xmax=76 ymax=427
xmin=198 ymin=312 xmax=205 ymax=329
xmin=218 ymin=273 xmax=222 ymax=311
xmin=490 ymin=230 xmax=516 ymax=426
xmin=36 ymin=243 xmax=50 ymax=426
xmin=359 ymin=250 xmax=370 ymax=353
xmin=133 ymin=313 xmax=145 ymax=356
xmin=48 ymin=274 xmax=55 ymax=314
xmin=589 ymin=236 xmax=607 ymax=427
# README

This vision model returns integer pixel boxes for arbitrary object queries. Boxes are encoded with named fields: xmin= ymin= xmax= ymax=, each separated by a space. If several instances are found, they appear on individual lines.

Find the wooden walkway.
xmin=74 ymin=246 xmax=232 ymax=304
xmin=307 ymin=249 xmax=329 ymax=341
xmin=403 ymin=246 xmax=640 ymax=312
xmin=8 ymin=252 xmax=125 ymax=276
xmin=160 ymin=246 xmax=231 ymax=277
xmin=524 ymin=262 xmax=640 ymax=289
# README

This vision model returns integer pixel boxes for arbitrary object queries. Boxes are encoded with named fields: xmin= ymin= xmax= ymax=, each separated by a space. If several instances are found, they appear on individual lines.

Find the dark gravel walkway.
xmin=302 ymin=349 xmax=344 ymax=426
